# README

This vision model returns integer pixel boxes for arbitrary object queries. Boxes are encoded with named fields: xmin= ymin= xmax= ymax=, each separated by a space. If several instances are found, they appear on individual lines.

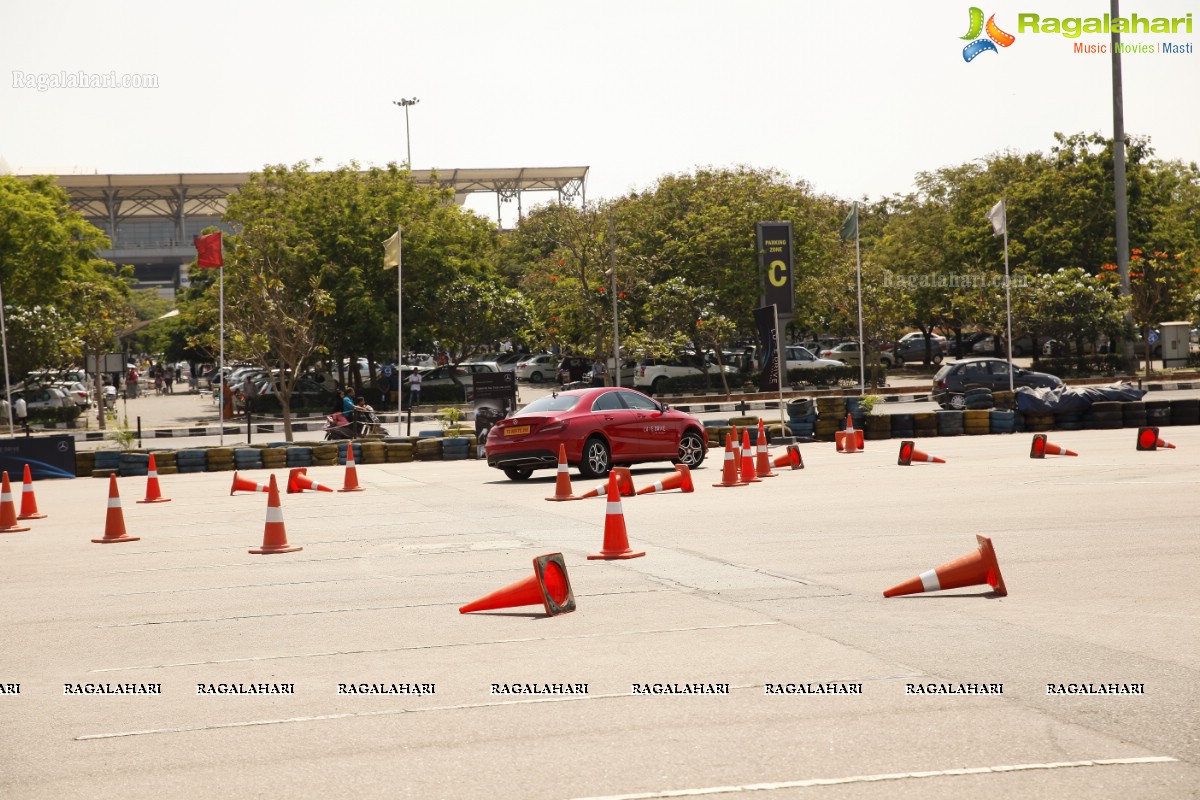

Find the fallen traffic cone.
xmin=637 ymin=464 xmax=693 ymax=495
xmin=577 ymin=467 xmax=633 ymax=499
xmin=754 ymin=420 xmax=777 ymax=478
xmin=136 ymin=453 xmax=172 ymax=504
xmin=459 ymin=552 xmax=576 ymax=616
xmin=91 ymin=474 xmax=137 ymax=543
xmin=545 ymin=443 xmax=579 ymax=501
xmin=339 ymin=445 xmax=365 ymax=492
xmin=1 ymin=472 xmax=32 ymax=533
xmin=231 ymin=471 xmax=270 ymax=495
xmin=883 ymin=534 xmax=1007 ymax=597
xmin=18 ymin=464 xmax=46 ymax=520
xmin=587 ymin=471 xmax=645 ymax=560
xmin=713 ymin=433 xmax=748 ymax=488
xmin=898 ymin=440 xmax=946 ymax=466
xmin=740 ymin=428 xmax=761 ymax=483
xmin=1030 ymin=433 xmax=1077 ymax=459
xmin=250 ymin=474 xmax=302 ymax=555
xmin=287 ymin=467 xmax=334 ymax=493
xmin=772 ymin=445 xmax=803 ymax=470
xmin=1136 ymin=426 xmax=1175 ymax=451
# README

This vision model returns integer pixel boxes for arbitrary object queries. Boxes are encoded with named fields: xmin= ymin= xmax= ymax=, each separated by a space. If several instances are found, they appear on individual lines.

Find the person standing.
xmin=591 ymin=357 xmax=607 ymax=387
xmin=125 ymin=365 xmax=139 ymax=399
xmin=242 ymin=374 xmax=258 ymax=419
xmin=14 ymin=394 xmax=28 ymax=432
xmin=407 ymin=368 xmax=422 ymax=409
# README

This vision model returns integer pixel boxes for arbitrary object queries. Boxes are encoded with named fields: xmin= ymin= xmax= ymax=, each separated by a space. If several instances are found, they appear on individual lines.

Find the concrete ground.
xmin=1 ymin=419 xmax=1197 ymax=799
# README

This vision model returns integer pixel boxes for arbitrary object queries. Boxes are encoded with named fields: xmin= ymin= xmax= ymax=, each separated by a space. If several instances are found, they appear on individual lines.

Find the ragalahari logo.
xmin=962 ymin=7 xmax=1016 ymax=61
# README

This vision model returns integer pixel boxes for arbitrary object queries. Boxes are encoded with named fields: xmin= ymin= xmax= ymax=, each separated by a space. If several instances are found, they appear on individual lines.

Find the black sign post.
xmin=757 ymin=221 xmax=794 ymax=317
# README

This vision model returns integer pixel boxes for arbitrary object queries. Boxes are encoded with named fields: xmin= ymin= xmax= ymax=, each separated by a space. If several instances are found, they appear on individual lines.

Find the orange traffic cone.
xmin=587 ymin=471 xmax=645 ymax=560
xmin=713 ymin=433 xmax=748 ymax=488
xmin=754 ymin=420 xmax=777 ymax=478
xmin=578 ymin=467 xmax=633 ymax=499
xmin=1030 ymin=433 xmax=1077 ymax=459
xmin=545 ymin=443 xmax=579 ymax=501
xmin=339 ymin=445 xmax=365 ymax=492
xmin=136 ymin=453 xmax=172 ymax=504
xmin=883 ymin=535 xmax=1007 ymax=597
xmin=637 ymin=464 xmax=693 ymax=495
xmin=1 ymin=472 xmax=31 ymax=533
xmin=459 ymin=552 xmax=576 ymax=616
xmin=1136 ymin=427 xmax=1175 ymax=451
xmin=287 ymin=467 xmax=334 ymax=493
xmin=898 ymin=441 xmax=945 ymax=466
xmin=250 ymin=474 xmax=302 ymax=555
xmin=739 ymin=428 xmax=761 ymax=483
xmin=231 ymin=472 xmax=270 ymax=495
xmin=18 ymin=464 xmax=46 ymax=520
xmin=772 ymin=445 xmax=803 ymax=470
xmin=91 ymin=475 xmax=138 ymax=543
xmin=836 ymin=414 xmax=863 ymax=453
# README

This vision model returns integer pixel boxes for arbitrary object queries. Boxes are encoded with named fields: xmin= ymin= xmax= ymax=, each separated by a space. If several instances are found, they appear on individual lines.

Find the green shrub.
xmin=27 ymin=405 xmax=83 ymax=424
xmin=1035 ymin=355 xmax=1130 ymax=377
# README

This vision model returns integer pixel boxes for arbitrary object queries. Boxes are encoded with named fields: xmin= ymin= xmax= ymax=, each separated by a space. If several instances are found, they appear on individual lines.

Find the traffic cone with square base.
xmin=836 ymin=414 xmax=863 ymax=453
xmin=136 ymin=453 xmax=172 ymax=504
xmin=772 ymin=445 xmax=802 ymax=470
xmin=287 ymin=467 xmax=334 ymax=493
xmin=740 ymin=428 xmax=761 ymax=483
xmin=545 ymin=443 xmax=579 ymax=501
xmin=231 ymin=472 xmax=270 ymax=495
xmin=18 ymin=465 xmax=46 ymax=520
xmin=713 ymin=433 xmax=748 ymax=487
xmin=754 ymin=420 xmax=777 ymax=478
xmin=588 ymin=471 xmax=645 ymax=560
xmin=898 ymin=441 xmax=946 ymax=466
xmin=637 ymin=464 xmax=693 ymax=495
xmin=1 ymin=472 xmax=32 ymax=533
xmin=459 ymin=552 xmax=575 ymax=616
xmin=91 ymin=475 xmax=137 ymax=543
xmin=339 ymin=445 xmax=365 ymax=492
xmin=1136 ymin=427 xmax=1175 ymax=451
xmin=250 ymin=474 xmax=302 ymax=555
xmin=883 ymin=535 xmax=1006 ymax=597
xmin=1030 ymin=433 xmax=1077 ymax=459
xmin=577 ymin=467 xmax=633 ymax=499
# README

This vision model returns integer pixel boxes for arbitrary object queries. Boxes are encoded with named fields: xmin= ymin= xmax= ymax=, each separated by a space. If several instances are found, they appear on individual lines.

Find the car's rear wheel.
xmin=931 ymin=354 xmax=943 ymax=365
xmin=529 ymin=371 xmax=543 ymax=383
xmin=579 ymin=436 xmax=611 ymax=479
xmin=675 ymin=430 xmax=706 ymax=469
xmin=948 ymin=393 xmax=967 ymax=410
xmin=650 ymin=377 xmax=666 ymax=396
xmin=503 ymin=467 xmax=533 ymax=481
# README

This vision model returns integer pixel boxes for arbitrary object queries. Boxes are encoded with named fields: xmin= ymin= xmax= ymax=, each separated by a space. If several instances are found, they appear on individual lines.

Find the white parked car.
xmin=819 ymin=341 xmax=896 ymax=367
xmin=514 ymin=354 xmax=558 ymax=383
xmin=783 ymin=346 xmax=844 ymax=370
xmin=633 ymin=356 xmax=739 ymax=395
xmin=53 ymin=381 xmax=93 ymax=408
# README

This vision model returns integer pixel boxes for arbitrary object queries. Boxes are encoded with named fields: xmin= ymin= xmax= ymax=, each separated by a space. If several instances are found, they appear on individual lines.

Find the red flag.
xmin=194 ymin=232 xmax=223 ymax=268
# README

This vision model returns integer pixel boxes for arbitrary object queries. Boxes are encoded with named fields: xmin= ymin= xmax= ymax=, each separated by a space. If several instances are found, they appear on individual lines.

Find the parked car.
xmin=474 ymin=351 xmax=525 ymax=374
xmin=893 ymin=333 xmax=947 ymax=366
xmin=783 ymin=346 xmax=843 ymax=370
xmin=633 ymin=355 xmax=739 ymax=395
xmin=53 ymin=381 xmax=93 ymax=408
xmin=485 ymin=387 xmax=707 ymax=480
xmin=932 ymin=357 xmax=1064 ymax=409
xmin=419 ymin=362 xmax=498 ymax=400
xmin=12 ymin=385 xmax=71 ymax=410
xmin=515 ymin=354 xmax=558 ymax=383
xmin=818 ymin=341 xmax=896 ymax=367
xmin=557 ymin=356 xmax=593 ymax=384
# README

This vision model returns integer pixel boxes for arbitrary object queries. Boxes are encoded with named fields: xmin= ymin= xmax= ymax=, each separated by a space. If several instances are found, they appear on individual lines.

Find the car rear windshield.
xmin=513 ymin=394 xmax=580 ymax=416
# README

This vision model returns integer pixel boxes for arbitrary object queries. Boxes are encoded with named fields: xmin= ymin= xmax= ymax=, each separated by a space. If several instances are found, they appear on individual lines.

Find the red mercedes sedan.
xmin=485 ymin=387 xmax=708 ymax=481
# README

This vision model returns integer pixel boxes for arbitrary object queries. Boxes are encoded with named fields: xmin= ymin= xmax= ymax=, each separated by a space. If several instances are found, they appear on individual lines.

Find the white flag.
xmin=986 ymin=199 xmax=1006 ymax=238
xmin=383 ymin=229 xmax=401 ymax=269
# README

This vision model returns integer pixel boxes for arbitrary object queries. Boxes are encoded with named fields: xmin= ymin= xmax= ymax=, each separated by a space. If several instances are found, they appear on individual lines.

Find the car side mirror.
xmin=659 ymin=402 xmax=670 ymax=413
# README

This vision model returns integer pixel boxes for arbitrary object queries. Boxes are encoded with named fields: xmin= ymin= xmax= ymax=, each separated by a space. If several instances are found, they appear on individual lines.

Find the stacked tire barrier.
xmin=913 ymin=412 xmax=938 ymax=438
xmin=92 ymin=450 xmax=120 ymax=477
xmin=76 ymin=450 xmax=96 ymax=477
xmin=1171 ymin=398 xmax=1200 ymax=425
xmin=118 ymin=452 xmax=149 ymax=477
xmin=786 ymin=400 xmax=816 ymax=438
xmin=963 ymin=409 xmax=991 ymax=435
xmin=936 ymin=410 xmax=964 ymax=437
xmin=1083 ymin=401 xmax=1122 ymax=430
xmin=1023 ymin=412 xmax=1055 ymax=432
xmin=152 ymin=450 xmax=178 ymax=475
xmin=992 ymin=390 xmax=1016 ymax=411
xmin=206 ymin=447 xmax=234 ymax=472
xmin=1054 ymin=409 xmax=1084 ymax=431
xmin=286 ymin=446 xmax=313 ymax=468
xmin=1122 ymin=401 xmax=1147 ymax=428
xmin=704 ymin=421 xmax=730 ymax=448
xmin=336 ymin=442 xmax=363 ymax=465
xmin=890 ymin=413 xmax=916 ymax=440
xmin=177 ymin=449 xmax=207 ymax=474
xmin=415 ymin=437 xmax=443 ymax=461
xmin=1145 ymin=400 xmax=1172 ymax=428
xmin=863 ymin=415 xmax=890 ymax=440
xmin=233 ymin=447 xmax=263 ymax=471
xmin=360 ymin=440 xmax=386 ymax=464
xmin=312 ymin=444 xmax=338 ymax=467
xmin=814 ymin=397 xmax=845 ymax=440
xmin=442 ymin=436 xmax=471 ymax=461
xmin=964 ymin=388 xmax=994 ymax=410
xmin=843 ymin=397 xmax=866 ymax=430
xmin=989 ymin=409 xmax=1016 ymax=434
xmin=385 ymin=438 xmax=415 ymax=463
xmin=260 ymin=445 xmax=288 ymax=469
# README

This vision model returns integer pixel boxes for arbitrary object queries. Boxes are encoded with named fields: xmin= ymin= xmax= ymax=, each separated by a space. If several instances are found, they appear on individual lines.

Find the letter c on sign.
xmin=769 ymin=260 xmax=787 ymax=287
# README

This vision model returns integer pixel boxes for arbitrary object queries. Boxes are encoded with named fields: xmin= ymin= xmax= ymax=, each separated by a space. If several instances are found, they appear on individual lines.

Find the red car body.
xmin=485 ymin=387 xmax=708 ymax=481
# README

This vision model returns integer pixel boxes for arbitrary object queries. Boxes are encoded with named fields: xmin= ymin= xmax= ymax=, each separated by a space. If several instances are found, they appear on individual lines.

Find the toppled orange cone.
xmin=740 ymin=428 xmax=761 ymax=483
xmin=772 ymin=445 xmax=803 ymax=470
xmin=136 ymin=453 xmax=172 ymax=504
xmin=713 ymin=433 xmax=747 ymax=488
xmin=339 ymin=445 xmax=365 ymax=492
xmin=884 ymin=535 xmax=1006 ymax=597
xmin=578 ymin=467 xmax=633 ymax=499
xmin=231 ymin=472 xmax=270 ymax=495
xmin=545 ymin=443 xmax=579 ymax=501
xmin=1136 ymin=427 xmax=1175 ymax=451
xmin=898 ymin=441 xmax=945 ymax=466
xmin=250 ymin=474 xmax=302 ymax=555
xmin=754 ymin=419 xmax=777 ymax=478
xmin=287 ymin=467 xmax=333 ymax=493
xmin=459 ymin=552 xmax=575 ymax=616
xmin=1030 ymin=433 xmax=1077 ymax=459
xmin=1 ymin=472 xmax=32 ymax=533
xmin=637 ymin=464 xmax=693 ymax=495
xmin=587 ymin=471 xmax=645 ymax=560
xmin=91 ymin=474 xmax=138 ymax=543
xmin=18 ymin=464 xmax=46 ymax=520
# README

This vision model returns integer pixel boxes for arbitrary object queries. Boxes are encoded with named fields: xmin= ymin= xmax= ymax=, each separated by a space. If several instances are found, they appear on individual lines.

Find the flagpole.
xmin=773 ymin=304 xmax=786 ymax=435
xmin=1002 ymin=198 xmax=1014 ymax=394
xmin=0 ymin=276 xmax=14 ymax=438
xmin=396 ymin=225 xmax=403 ymax=437
xmin=854 ymin=203 xmax=865 ymax=394
xmin=219 ymin=263 xmax=225 ymax=446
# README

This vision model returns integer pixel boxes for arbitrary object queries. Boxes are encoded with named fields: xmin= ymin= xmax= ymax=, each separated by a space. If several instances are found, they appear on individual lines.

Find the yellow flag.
xmin=383 ymin=230 xmax=401 ymax=269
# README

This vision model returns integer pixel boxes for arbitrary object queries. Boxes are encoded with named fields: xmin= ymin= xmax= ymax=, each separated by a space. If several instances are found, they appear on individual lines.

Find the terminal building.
xmin=19 ymin=167 xmax=589 ymax=297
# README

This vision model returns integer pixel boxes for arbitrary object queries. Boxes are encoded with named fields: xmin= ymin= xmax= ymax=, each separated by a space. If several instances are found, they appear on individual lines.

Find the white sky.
xmin=3 ymin=0 xmax=1197 ymax=226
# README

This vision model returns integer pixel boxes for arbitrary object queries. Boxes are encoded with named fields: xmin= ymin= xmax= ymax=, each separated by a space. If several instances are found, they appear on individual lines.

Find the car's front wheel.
xmin=529 ymin=371 xmax=543 ymax=383
xmin=503 ymin=467 xmax=533 ymax=481
xmin=675 ymin=430 xmax=707 ymax=469
xmin=579 ymin=436 xmax=611 ymax=479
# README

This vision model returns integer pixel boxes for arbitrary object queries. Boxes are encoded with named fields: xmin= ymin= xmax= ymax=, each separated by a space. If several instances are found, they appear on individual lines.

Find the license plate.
xmin=504 ymin=425 xmax=531 ymax=436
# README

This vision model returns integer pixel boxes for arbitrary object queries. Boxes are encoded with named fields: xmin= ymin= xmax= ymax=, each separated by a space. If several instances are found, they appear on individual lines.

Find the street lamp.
xmin=392 ymin=97 xmax=419 ymax=167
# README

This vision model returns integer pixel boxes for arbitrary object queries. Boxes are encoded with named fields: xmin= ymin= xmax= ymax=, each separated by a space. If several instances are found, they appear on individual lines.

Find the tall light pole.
xmin=1110 ymin=0 xmax=1134 ymax=365
xmin=392 ymin=97 xmax=419 ymax=167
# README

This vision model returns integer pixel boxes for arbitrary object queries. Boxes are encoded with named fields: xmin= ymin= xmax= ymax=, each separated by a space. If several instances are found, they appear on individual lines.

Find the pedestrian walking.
xmin=14 ymin=395 xmax=28 ymax=431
